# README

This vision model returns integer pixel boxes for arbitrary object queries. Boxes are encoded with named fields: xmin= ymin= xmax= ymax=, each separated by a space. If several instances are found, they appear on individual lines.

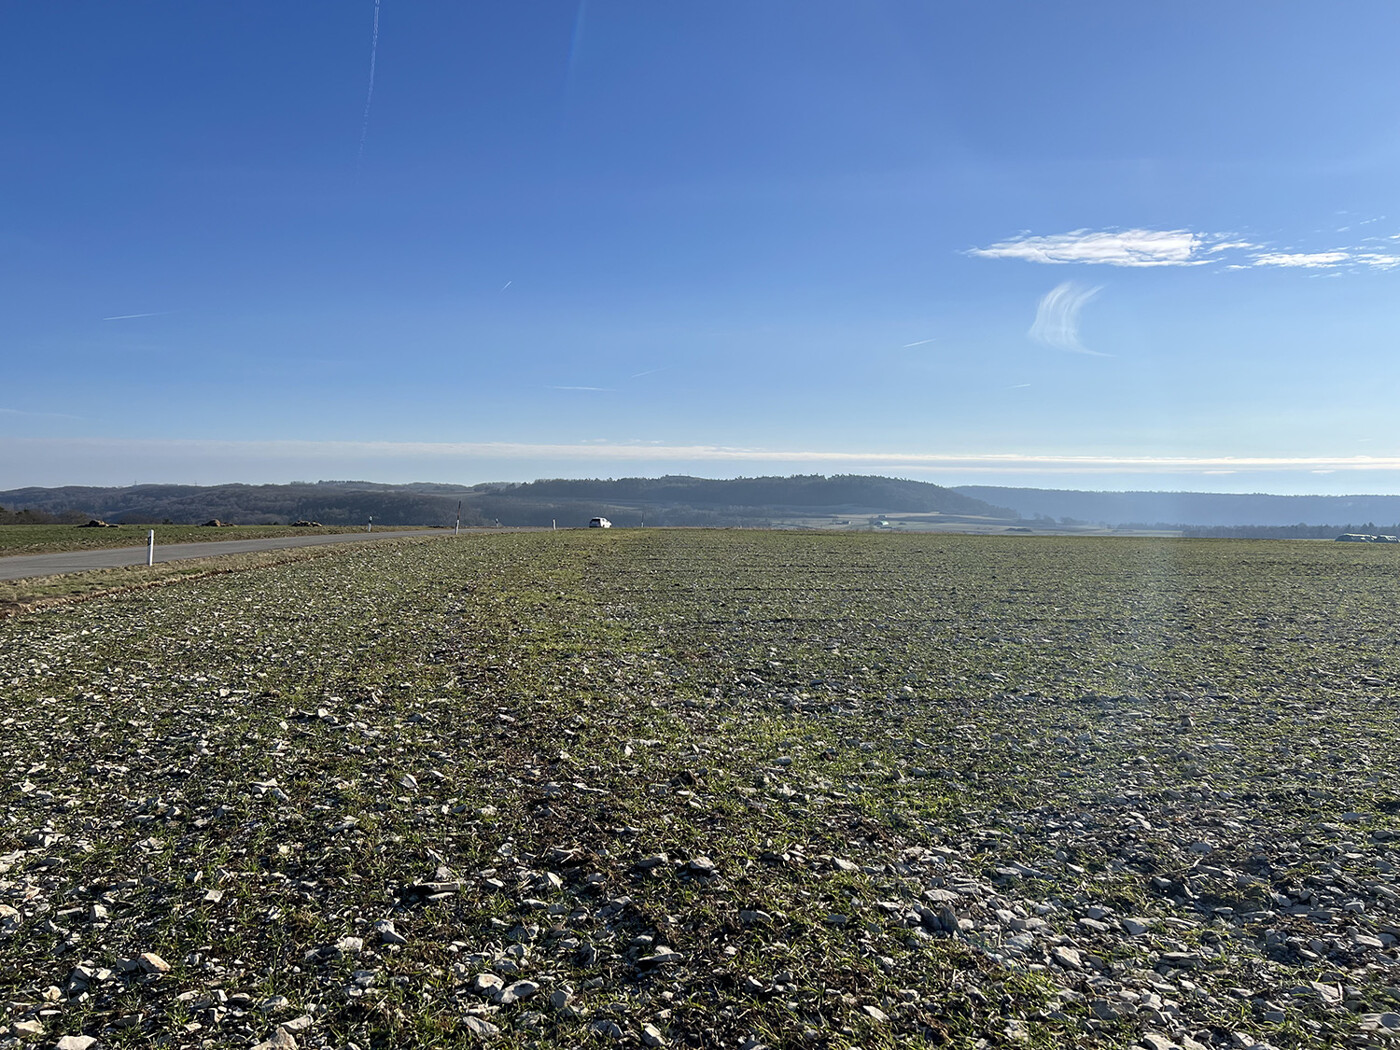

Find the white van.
xmin=589 ymin=517 xmax=612 ymax=528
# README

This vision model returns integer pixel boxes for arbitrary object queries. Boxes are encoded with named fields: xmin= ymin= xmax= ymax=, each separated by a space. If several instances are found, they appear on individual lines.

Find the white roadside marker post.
xmin=147 ymin=529 xmax=155 ymax=566
xmin=455 ymin=500 xmax=461 ymax=536
xmin=368 ymin=516 xmax=373 ymax=533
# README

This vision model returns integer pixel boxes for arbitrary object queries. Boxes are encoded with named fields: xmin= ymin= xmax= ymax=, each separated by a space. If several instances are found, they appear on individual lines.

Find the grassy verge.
xmin=0 ymin=536 xmax=443 ymax=617
xmin=0 ymin=523 xmax=431 ymax=557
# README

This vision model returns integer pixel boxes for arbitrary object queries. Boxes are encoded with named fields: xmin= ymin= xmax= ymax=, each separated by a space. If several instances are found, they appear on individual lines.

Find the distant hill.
xmin=478 ymin=475 xmax=1011 ymax=521
xmin=16 ymin=478 xmax=1400 ymax=533
xmin=0 ymin=482 xmax=481 ymax=528
xmin=954 ymin=486 xmax=1400 ymax=528
xmin=0 ymin=475 xmax=1011 ymax=528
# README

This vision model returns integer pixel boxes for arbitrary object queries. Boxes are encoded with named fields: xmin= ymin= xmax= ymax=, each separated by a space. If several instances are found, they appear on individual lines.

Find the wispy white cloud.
xmin=16 ymin=436 xmax=1400 ymax=489
xmin=1251 ymin=251 xmax=1353 ymax=268
xmin=971 ymin=228 xmax=1209 ymax=267
xmin=1249 ymin=249 xmax=1400 ymax=270
xmin=19 ymin=437 xmax=1400 ymax=475
xmin=971 ymin=226 xmax=1400 ymax=272
xmin=102 ymin=312 xmax=169 ymax=321
xmin=1028 ymin=282 xmax=1105 ymax=356
xmin=901 ymin=337 xmax=938 ymax=348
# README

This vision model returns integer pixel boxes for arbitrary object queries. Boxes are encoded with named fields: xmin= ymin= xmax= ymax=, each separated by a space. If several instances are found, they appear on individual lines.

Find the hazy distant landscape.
xmin=955 ymin=487 xmax=1400 ymax=532
xmin=0 ymin=476 xmax=1011 ymax=531
xmin=7 ymin=476 xmax=1400 ymax=538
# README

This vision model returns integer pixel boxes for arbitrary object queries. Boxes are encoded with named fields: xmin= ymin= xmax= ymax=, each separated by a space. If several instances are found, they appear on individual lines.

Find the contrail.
xmin=501 ymin=280 xmax=512 ymax=291
xmin=356 ymin=0 xmax=381 ymax=167
xmin=901 ymin=337 xmax=938 ymax=348
xmin=102 ymin=312 xmax=168 ymax=321
xmin=566 ymin=1 xmax=588 ymax=90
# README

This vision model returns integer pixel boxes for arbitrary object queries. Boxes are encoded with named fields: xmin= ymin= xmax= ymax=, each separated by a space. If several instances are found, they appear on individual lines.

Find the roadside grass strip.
xmin=0 ymin=540 xmax=441 ymax=618
xmin=0 ymin=524 xmax=426 ymax=558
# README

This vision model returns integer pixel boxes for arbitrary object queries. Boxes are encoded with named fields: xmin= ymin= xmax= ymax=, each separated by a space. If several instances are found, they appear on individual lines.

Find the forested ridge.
xmin=0 ymin=475 xmax=1010 ymax=527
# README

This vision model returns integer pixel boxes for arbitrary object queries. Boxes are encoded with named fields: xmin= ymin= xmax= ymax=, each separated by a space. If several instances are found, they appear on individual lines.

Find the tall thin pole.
xmin=455 ymin=501 xmax=461 ymax=536
xmin=147 ymin=529 xmax=155 ymax=566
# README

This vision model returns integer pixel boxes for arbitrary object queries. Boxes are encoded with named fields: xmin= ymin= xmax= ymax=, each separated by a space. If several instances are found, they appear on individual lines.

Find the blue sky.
xmin=6 ymin=2 xmax=1400 ymax=492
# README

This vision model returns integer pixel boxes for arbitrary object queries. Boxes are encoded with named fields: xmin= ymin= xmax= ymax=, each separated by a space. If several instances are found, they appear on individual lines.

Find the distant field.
xmin=768 ymin=512 xmax=1184 ymax=537
xmin=2 ymin=532 xmax=1398 ymax=1048
xmin=0 ymin=522 xmax=426 ymax=556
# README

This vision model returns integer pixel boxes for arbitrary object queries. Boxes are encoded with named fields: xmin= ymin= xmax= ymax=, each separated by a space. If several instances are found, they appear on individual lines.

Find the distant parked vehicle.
xmin=589 ymin=517 xmax=612 ymax=528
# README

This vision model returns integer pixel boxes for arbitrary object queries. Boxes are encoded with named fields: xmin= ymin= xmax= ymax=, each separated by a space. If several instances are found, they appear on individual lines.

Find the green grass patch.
xmin=0 ymin=522 xmax=427 ymax=556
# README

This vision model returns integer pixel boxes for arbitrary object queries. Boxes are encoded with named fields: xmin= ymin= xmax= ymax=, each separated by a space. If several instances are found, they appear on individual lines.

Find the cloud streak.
xmin=972 ymin=228 xmax=1208 ymax=267
xmin=102 ymin=312 xmax=168 ymax=321
xmin=1028 ymin=282 xmax=1104 ymax=356
xmin=356 ymin=0 xmax=382 ymax=167
xmin=15 ymin=436 xmax=1400 ymax=476
xmin=1251 ymin=250 xmax=1400 ymax=270
xmin=971 ymin=227 xmax=1400 ymax=272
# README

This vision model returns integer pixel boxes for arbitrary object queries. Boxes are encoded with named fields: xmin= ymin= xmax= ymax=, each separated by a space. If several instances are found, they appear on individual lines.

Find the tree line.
xmin=0 ymin=475 xmax=1010 ymax=527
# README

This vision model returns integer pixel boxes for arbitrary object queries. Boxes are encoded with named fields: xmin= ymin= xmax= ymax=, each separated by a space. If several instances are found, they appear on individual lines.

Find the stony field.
xmin=2 ymin=531 xmax=1399 ymax=1050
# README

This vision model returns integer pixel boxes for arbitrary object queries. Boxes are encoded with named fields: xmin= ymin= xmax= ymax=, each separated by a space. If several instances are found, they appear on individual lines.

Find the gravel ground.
xmin=2 ymin=531 xmax=1399 ymax=1050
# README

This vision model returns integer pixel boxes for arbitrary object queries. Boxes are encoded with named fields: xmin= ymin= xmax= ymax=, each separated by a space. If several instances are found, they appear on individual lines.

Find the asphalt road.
xmin=0 ymin=529 xmax=456 ymax=582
